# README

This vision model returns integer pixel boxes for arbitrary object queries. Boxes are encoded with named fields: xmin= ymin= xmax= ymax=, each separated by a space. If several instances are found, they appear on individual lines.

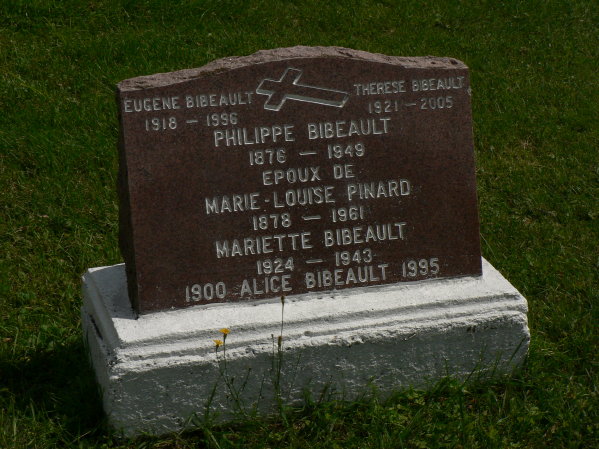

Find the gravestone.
xmin=117 ymin=46 xmax=481 ymax=314
xmin=82 ymin=47 xmax=529 ymax=436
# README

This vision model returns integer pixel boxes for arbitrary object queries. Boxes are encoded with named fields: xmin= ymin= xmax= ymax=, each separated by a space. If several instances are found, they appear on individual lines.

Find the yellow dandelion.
xmin=213 ymin=339 xmax=223 ymax=347
xmin=219 ymin=328 xmax=230 ymax=335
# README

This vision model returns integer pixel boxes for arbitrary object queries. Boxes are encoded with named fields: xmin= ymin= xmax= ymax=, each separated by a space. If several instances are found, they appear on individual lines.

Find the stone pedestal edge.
xmin=81 ymin=258 xmax=529 ymax=436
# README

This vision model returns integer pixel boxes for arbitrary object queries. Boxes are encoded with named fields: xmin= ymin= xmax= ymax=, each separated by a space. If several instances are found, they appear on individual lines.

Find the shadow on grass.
xmin=1 ymin=338 xmax=106 ymax=440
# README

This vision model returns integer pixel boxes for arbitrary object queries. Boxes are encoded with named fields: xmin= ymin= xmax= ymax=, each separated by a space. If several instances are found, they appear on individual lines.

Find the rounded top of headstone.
xmin=117 ymin=46 xmax=467 ymax=91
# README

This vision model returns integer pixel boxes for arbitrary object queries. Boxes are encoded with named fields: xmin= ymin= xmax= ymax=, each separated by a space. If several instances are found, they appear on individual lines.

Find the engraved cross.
xmin=256 ymin=68 xmax=349 ymax=111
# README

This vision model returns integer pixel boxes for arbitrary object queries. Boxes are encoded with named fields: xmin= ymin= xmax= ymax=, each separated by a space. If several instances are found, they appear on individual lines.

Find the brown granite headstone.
xmin=117 ymin=46 xmax=482 ymax=314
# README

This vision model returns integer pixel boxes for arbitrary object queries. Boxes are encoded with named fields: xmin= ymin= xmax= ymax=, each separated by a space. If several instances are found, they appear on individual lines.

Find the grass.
xmin=1 ymin=0 xmax=597 ymax=447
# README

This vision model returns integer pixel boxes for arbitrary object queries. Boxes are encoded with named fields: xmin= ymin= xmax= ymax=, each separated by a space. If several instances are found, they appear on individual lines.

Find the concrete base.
xmin=81 ymin=258 xmax=529 ymax=437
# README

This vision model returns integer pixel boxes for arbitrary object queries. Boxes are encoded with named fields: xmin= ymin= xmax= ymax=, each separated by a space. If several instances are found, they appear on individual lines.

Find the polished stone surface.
xmin=117 ymin=46 xmax=481 ymax=314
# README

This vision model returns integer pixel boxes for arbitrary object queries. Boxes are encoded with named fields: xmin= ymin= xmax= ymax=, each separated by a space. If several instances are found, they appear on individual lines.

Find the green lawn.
xmin=1 ymin=0 xmax=597 ymax=447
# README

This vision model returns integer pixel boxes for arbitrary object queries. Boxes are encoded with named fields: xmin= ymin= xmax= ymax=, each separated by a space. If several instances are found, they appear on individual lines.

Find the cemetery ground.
xmin=0 ymin=1 xmax=596 ymax=448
